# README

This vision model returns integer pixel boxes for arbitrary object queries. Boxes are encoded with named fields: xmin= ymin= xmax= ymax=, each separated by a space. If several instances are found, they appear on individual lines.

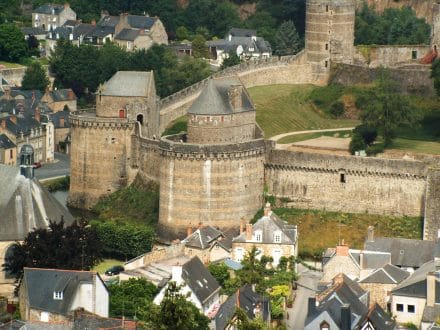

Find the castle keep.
xmin=69 ymin=0 xmax=440 ymax=239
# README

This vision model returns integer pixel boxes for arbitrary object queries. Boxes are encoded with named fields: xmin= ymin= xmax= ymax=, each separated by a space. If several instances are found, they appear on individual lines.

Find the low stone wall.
xmin=0 ymin=65 xmax=50 ymax=87
xmin=330 ymin=62 xmax=435 ymax=97
xmin=124 ymin=243 xmax=185 ymax=270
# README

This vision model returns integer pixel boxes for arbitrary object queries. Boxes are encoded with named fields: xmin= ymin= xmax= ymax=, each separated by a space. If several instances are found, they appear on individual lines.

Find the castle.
xmin=68 ymin=0 xmax=440 ymax=240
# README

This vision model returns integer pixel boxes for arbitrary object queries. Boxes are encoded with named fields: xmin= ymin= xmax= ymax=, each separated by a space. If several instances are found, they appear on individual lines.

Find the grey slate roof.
xmin=360 ymin=303 xmax=396 ymax=330
xmin=33 ymin=4 xmax=65 ymax=15
xmin=365 ymin=237 xmax=436 ymax=268
xmin=188 ymin=77 xmax=255 ymax=116
xmin=97 ymin=15 xmax=119 ymax=28
xmin=48 ymin=23 xmax=95 ymax=41
xmin=48 ymin=89 xmax=76 ymax=102
xmin=228 ymin=28 xmax=256 ymax=38
xmin=87 ymin=25 xmax=114 ymax=38
xmin=183 ymin=226 xmax=224 ymax=249
xmin=51 ymin=110 xmax=70 ymax=129
xmin=422 ymin=305 xmax=440 ymax=323
xmin=100 ymin=71 xmax=153 ymax=97
xmin=0 ymin=320 xmax=70 ymax=330
xmin=182 ymin=256 xmax=220 ymax=304
xmin=232 ymin=209 xmax=297 ymax=245
xmin=73 ymin=310 xmax=136 ymax=330
xmin=21 ymin=27 xmax=46 ymax=36
xmin=360 ymin=263 xmax=410 ymax=284
xmin=23 ymin=268 xmax=103 ymax=316
xmin=207 ymin=36 xmax=271 ymax=54
xmin=115 ymin=28 xmax=140 ymax=41
xmin=0 ymin=134 xmax=16 ymax=149
xmin=0 ymin=165 xmax=74 ymax=241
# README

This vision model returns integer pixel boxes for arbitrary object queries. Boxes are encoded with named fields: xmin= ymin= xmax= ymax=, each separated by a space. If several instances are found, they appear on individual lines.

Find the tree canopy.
xmin=275 ymin=20 xmax=302 ymax=56
xmin=0 ymin=23 xmax=27 ymax=62
xmin=21 ymin=61 xmax=50 ymax=91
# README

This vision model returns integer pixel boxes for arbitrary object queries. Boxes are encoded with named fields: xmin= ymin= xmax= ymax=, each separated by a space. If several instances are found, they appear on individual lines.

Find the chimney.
xmin=264 ymin=202 xmax=271 ymax=216
xmin=240 ymin=218 xmax=245 ymax=235
xmin=228 ymin=85 xmax=243 ymax=111
xmin=91 ymin=19 xmax=96 ymax=26
xmin=307 ymin=297 xmax=317 ymax=317
xmin=60 ymin=117 xmax=65 ymax=127
xmin=198 ymin=222 xmax=203 ymax=229
xmin=187 ymin=226 xmax=193 ymax=237
xmin=235 ymin=289 xmax=240 ymax=307
xmin=367 ymin=226 xmax=374 ymax=242
xmin=427 ymin=272 xmax=436 ymax=307
xmin=246 ymin=223 xmax=252 ymax=241
xmin=335 ymin=240 xmax=349 ymax=256
xmin=1 ymin=119 xmax=5 ymax=129
xmin=359 ymin=251 xmax=364 ymax=269
xmin=341 ymin=304 xmax=351 ymax=330
xmin=10 ymin=115 xmax=16 ymax=124
xmin=34 ymin=109 xmax=41 ymax=123
xmin=64 ymin=3 xmax=70 ymax=9
xmin=67 ymin=89 xmax=75 ymax=100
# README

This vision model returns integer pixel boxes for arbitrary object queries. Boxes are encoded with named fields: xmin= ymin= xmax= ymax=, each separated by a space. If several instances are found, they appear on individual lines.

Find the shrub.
xmin=329 ymin=101 xmax=345 ymax=118
xmin=366 ymin=143 xmax=385 ymax=156
xmin=349 ymin=133 xmax=367 ymax=154
xmin=353 ymin=124 xmax=377 ymax=145
xmin=309 ymin=84 xmax=344 ymax=108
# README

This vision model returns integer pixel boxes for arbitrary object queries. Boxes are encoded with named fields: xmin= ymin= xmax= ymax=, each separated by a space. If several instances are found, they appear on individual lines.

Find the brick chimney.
xmin=34 ymin=109 xmax=41 ymax=123
xmin=64 ymin=3 xmax=70 ymax=9
xmin=10 ymin=115 xmax=16 ymax=124
xmin=240 ymin=218 xmax=245 ymax=235
xmin=187 ymin=226 xmax=193 ymax=237
xmin=198 ymin=222 xmax=203 ymax=229
xmin=264 ymin=202 xmax=271 ymax=216
xmin=60 ymin=117 xmax=65 ymax=127
xmin=246 ymin=224 xmax=252 ymax=241
xmin=367 ymin=226 xmax=374 ymax=242
xmin=427 ymin=272 xmax=436 ymax=307
xmin=335 ymin=240 xmax=349 ymax=256
xmin=67 ymin=89 xmax=75 ymax=100
xmin=91 ymin=19 xmax=96 ymax=26
xmin=228 ymin=85 xmax=243 ymax=111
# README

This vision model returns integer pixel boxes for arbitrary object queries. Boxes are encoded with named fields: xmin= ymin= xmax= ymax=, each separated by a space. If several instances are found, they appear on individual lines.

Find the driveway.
xmin=286 ymin=264 xmax=322 ymax=329
xmin=270 ymin=127 xmax=355 ymax=142
xmin=34 ymin=152 xmax=70 ymax=180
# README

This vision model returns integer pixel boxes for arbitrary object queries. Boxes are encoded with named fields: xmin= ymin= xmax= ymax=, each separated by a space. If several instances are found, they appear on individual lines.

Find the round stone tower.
xmin=305 ymin=0 xmax=355 ymax=68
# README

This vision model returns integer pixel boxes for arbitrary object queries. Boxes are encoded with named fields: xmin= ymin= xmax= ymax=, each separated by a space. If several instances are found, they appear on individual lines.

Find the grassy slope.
xmin=277 ymin=130 xmax=353 ymax=144
xmin=248 ymin=84 xmax=359 ymax=138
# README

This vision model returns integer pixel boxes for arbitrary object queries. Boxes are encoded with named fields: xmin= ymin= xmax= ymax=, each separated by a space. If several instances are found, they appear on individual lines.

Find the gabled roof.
xmin=51 ymin=110 xmax=70 ymax=129
xmin=97 ymin=15 xmax=120 ymax=28
xmin=21 ymin=27 xmax=46 ymax=36
xmin=365 ymin=237 xmax=436 ymax=268
xmin=47 ymin=89 xmax=76 ymax=102
xmin=127 ymin=15 xmax=156 ymax=30
xmin=228 ymin=28 xmax=256 ymax=38
xmin=232 ymin=208 xmax=297 ymax=245
xmin=2 ymin=113 xmax=41 ymax=137
xmin=0 ymin=134 xmax=16 ymax=149
xmin=22 ymin=268 xmax=104 ymax=316
xmin=87 ymin=25 xmax=114 ymax=38
xmin=33 ymin=4 xmax=65 ymax=15
xmin=182 ymin=256 xmax=220 ymax=304
xmin=115 ymin=28 xmax=140 ymax=41
xmin=183 ymin=226 xmax=224 ymax=250
xmin=360 ymin=263 xmax=410 ymax=284
xmin=360 ymin=303 xmax=396 ymax=330
xmin=100 ymin=71 xmax=153 ymax=97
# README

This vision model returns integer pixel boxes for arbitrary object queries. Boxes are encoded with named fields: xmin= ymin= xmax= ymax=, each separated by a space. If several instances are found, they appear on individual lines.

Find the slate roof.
xmin=47 ymin=23 xmax=95 ymax=41
xmin=127 ymin=15 xmax=156 ymax=30
xmin=2 ymin=113 xmax=41 ymax=137
xmin=207 ymin=36 xmax=271 ymax=54
xmin=73 ymin=310 xmax=137 ymax=330
xmin=48 ymin=89 xmax=76 ymax=102
xmin=350 ymin=250 xmax=391 ymax=269
xmin=0 ymin=134 xmax=16 ymax=149
xmin=100 ymin=71 xmax=153 ymax=97
xmin=183 ymin=226 xmax=224 ymax=249
xmin=365 ymin=237 xmax=437 ymax=268
xmin=0 ymin=165 xmax=74 ymax=241
xmin=360 ymin=263 xmax=410 ymax=284
xmin=21 ymin=27 xmax=46 ymax=36
xmin=182 ymin=256 xmax=220 ymax=304
xmin=33 ymin=4 xmax=65 ymax=15
xmin=23 ymin=268 xmax=104 ymax=316
xmin=115 ymin=28 xmax=140 ymax=41
xmin=87 ymin=25 xmax=114 ymax=38
xmin=360 ymin=303 xmax=396 ymax=330
xmin=51 ymin=110 xmax=70 ymax=129
xmin=0 ymin=320 xmax=70 ymax=330
xmin=228 ymin=28 xmax=256 ymax=38
xmin=422 ymin=305 xmax=440 ymax=323
xmin=188 ymin=78 xmax=254 ymax=116
xmin=97 ymin=15 xmax=120 ymax=28
xmin=232 ymin=208 xmax=297 ymax=245
xmin=392 ymin=259 xmax=440 ymax=298
xmin=215 ymin=284 xmax=269 ymax=330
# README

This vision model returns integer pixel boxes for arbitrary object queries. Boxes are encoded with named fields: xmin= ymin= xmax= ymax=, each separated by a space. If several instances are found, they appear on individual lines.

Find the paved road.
xmin=270 ymin=127 xmax=355 ymax=142
xmin=34 ymin=152 xmax=70 ymax=180
xmin=287 ymin=264 xmax=322 ymax=330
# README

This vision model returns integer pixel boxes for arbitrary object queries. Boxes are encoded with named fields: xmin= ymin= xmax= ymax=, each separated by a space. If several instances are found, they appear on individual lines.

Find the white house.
xmin=153 ymin=256 xmax=221 ymax=316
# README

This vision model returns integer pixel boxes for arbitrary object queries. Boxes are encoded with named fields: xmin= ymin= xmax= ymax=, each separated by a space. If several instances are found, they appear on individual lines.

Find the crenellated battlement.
xmin=70 ymin=110 xmax=136 ymax=129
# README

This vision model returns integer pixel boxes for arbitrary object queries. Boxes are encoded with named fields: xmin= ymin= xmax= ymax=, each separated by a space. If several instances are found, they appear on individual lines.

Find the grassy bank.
xmin=41 ymin=176 xmax=70 ymax=192
xmin=277 ymin=130 xmax=353 ymax=144
xmin=254 ymin=207 xmax=422 ymax=260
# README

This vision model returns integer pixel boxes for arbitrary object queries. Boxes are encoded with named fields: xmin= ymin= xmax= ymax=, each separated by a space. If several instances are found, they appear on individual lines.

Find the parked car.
xmin=33 ymin=162 xmax=42 ymax=169
xmin=105 ymin=265 xmax=124 ymax=276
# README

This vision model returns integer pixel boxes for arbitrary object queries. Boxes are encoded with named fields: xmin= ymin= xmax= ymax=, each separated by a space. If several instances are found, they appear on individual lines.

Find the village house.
xmin=19 ymin=268 xmax=108 ymax=322
xmin=45 ymin=21 xmax=96 ymax=55
xmin=41 ymin=88 xmax=77 ymax=113
xmin=182 ymin=225 xmax=232 ymax=264
xmin=153 ymin=256 xmax=221 ymax=316
xmin=0 ymin=134 xmax=16 ymax=166
xmin=207 ymin=28 xmax=271 ymax=66
xmin=232 ymin=203 xmax=298 ymax=268
xmin=32 ymin=3 xmax=76 ymax=32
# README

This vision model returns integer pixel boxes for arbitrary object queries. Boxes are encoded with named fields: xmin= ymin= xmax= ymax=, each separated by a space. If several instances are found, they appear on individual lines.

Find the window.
xmin=320 ymin=321 xmax=329 ymax=330
xmin=325 ymin=43 xmax=328 ymax=50
xmin=412 ymin=50 xmax=417 ymax=60
xmin=235 ymin=248 xmax=244 ymax=262
xmin=340 ymin=173 xmax=346 ymax=183
xmin=274 ymin=231 xmax=282 ymax=243
xmin=407 ymin=305 xmax=415 ymax=313
xmin=396 ymin=303 xmax=404 ymax=312
xmin=53 ymin=291 xmax=63 ymax=300
xmin=9 ymin=149 xmax=13 ymax=159
xmin=325 ymin=60 xmax=328 ymax=68
xmin=326 ymin=5 xmax=329 ymax=12
xmin=255 ymin=230 xmax=262 ymax=242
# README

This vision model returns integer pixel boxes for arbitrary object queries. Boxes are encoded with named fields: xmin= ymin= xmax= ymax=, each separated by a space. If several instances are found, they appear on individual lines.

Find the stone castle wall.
xmin=68 ymin=111 xmax=138 ymax=209
xmin=157 ymin=136 xmax=266 ymax=238
xmin=265 ymin=150 xmax=429 ymax=217
xmin=131 ymin=134 xmax=161 ymax=182
xmin=423 ymin=169 xmax=440 ymax=240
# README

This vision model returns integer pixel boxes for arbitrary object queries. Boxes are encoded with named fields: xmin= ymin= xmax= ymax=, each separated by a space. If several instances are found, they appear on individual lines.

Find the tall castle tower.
xmin=305 ymin=0 xmax=355 ymax=69
xmin=68 ymin=71 xmax=159 ymax=209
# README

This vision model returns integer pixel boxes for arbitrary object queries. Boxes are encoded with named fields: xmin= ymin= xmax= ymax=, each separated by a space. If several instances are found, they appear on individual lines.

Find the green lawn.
xmin=390 ymin=138 xmax=440 ymax=155
xmin=248 ymin=84 xmax=359 ymax=138
xmin=277 ymin=130 xmax=353 ymax=144
xmin=0 ymin=61 xmax=23 ymax=68
xmin=93 ymin=259 xmax=124 ymax=274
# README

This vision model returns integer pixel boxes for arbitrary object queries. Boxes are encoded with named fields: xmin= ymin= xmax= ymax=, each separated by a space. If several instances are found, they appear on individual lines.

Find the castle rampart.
xmin=265 ymin=149 xmax=429 ymax=217
xmin=423 ymin=169 xmax=440 ymax=240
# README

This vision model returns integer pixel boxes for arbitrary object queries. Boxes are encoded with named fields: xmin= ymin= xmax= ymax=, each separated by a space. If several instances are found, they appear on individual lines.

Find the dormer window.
xmin=254 ymin=230 xmax=262 ymax=242
xmin=274 ymin=231 xmax=282 ymax=243
xmin=53 ymin=291 xmax=63 ymax=300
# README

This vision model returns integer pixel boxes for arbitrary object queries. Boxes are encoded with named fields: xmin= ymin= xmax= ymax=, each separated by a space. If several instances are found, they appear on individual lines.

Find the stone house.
xmin=45 ymin=21 xmax=95 ymax=55
xmin=207 ymin=28 xmax=271 ymax=66
xmin=51 ymin=109 xmax=70 ymax=153
xmin=182 ymin=226 xmax=232 ymax=263
xmin=41 ymin=88 xmax=77 ymax=113
xmin=32 ymin=3 xmax=76 ymax=32
xmin=153 ymin=256 xmax=221 ymax=316
xmin=231 ymin=203 xmax=298 ymax=268
xmin=358 ymin=263 xmax=410 ymax=310
xmin=0 ymin=134 xmax=16 ymax=166
xmin=19 ymin=268 xmax=108 ymax=322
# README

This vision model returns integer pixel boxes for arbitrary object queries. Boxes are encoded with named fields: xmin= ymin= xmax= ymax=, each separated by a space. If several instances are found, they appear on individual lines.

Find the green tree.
xmin=4 ymin=220 xmax=103 ymax=281
xmin=176 ymin=26 xmax=189 ymax=41
xmin=432 ymin=58 xmax=440 ymax=96
xmin=192 ymin=34 xmax=209 ymax=58
xmin=359 ymin=70 xmax=422 ymax=145
xmin=220 ymin=51 xmax=241 ymax=70
xmin=208 ymin=262 xmax=230 ymax=287
xmin=0 ymin=23 xmax=27 ymax=62
xmin=275 ymin=20 xmax=302 ymax=56
xmin=235 ymin=308 xmax=266 ymax=330
xmin=108 ymin=278 xmax=157 ymax=318
xmin=21 ymin=61 xmax=50 ymax=92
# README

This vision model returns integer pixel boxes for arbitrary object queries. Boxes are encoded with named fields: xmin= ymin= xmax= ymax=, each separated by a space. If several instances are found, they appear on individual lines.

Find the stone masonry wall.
xmin=266 ymin=150 xmax=428 ymax=217
xmin=131 ymin=135 xmax=161 ymax=182
xmin=330 ymin=62 xmax=435 ymax=97
xmin=158 ymin=138 xmax=266 ymax=238
xmin=423 ymin=169 xmax=440 ymax=240
xmin=359 ymin=282 xmax=395 ymax=309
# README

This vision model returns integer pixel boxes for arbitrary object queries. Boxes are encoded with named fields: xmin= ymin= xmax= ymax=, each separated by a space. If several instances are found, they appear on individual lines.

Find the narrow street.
xmin=286 ymin=264 xmax=322 ymax=330
xmin=34 ymin=152 xmax=70 ymax=180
